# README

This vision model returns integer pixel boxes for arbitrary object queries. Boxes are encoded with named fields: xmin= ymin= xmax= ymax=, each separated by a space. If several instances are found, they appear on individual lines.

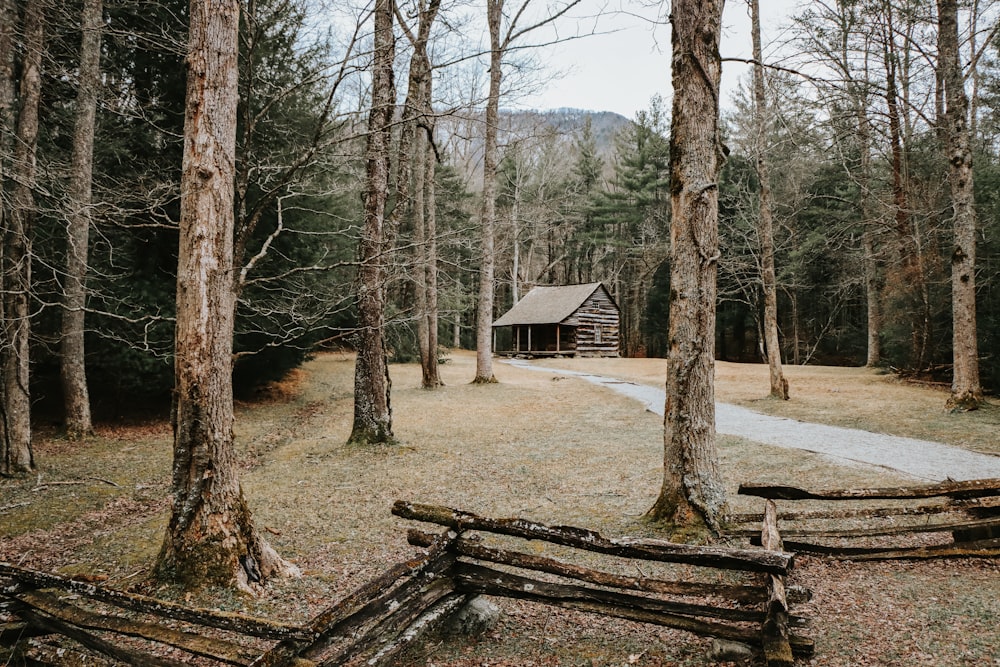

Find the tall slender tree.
xmin=421 ymin=122 xmax=442 ymax=386
xmin=938 ymin=0 xmax=983 ymax=410
xmin=0 ymin=0 xmax=14 ymax=458
xmin=350 ymin=0 xmax=397 ymax=443
xmin=156 ymin=0 xmax=296 ymax=590
xmin=395 ymin=0 xmax=442 ymax=389
xmin=647 ymin=0 xmax=727 ymax=532
xmin=473 ymin=0 xmax=504 ymax=384
xmin=61 ymin=0 xmax=103 ymax=439
xmin=473 ymin=0 xmax=582 ymax=384
xmin=750 ymin=0 xmax=788 ymax=400
xmin=879 ymin=1 xmax=932 ymax=372
xmin=2 ymin=0 xmax=46 ymax=476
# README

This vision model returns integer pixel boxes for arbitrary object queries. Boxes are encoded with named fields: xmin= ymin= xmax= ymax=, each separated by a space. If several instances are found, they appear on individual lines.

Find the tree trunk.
xmin=414 ymin=128 xmax=430 ymax=375
xmin=938 ymin=0 xmax=982 ymax=411
xmin=350 ymin=0 xmax=396 ymax=443
xmin=61 ymin=0 xmax=102 ymax=440
xmin=421 ymin=102 xmax=442 ymax=387
xmin=398 ymin=0 xmax=442 ymax=390
xmin=511 ymin=181 xmax=520 ymax=303
xmin=647 ymin=0 xmax=727 ymax=533
xmin=881 ymin=5 xmax=928 ymax=372
xmin=0 ymin=0 xmax=16 ymax=471
xmin=156 ymin=0 xmax=296 ymax=591
xmin=2 ymin=0 xmax=45 ymax=476
xmin=858 ymin=106 xmax=882 ymax=368
xmin=750 ymin=0 xmax=788 ymax=400
xmin=0 ymin=0 xmax=12 ymax=187
xmin=473 ymin=0 xmax=502 ymax=384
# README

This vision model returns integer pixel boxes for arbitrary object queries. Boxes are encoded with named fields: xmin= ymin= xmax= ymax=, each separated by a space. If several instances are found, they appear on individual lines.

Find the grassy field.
xmin=1 ymin=351 xmax=998 ymax=666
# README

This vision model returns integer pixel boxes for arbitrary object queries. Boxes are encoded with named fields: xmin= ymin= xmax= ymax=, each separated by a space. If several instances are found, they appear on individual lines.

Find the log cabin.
xmin=492 ymin=282 xmax=620 ymax=357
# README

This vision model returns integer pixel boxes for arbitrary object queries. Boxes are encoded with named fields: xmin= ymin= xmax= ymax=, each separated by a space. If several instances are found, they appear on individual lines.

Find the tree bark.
xmin=938 ymin=0 xmax=983 ymax=411
xmin=397 ymin=0 xmax=442 ymax=389
xmin=350 ymin=0 xmax=396 ymax=444
xmin=421 ymin=114 xmax=442 ymax=388
xmin=880 ymin=4 xmax=930 ymax=372
xmin=2 ymin=0 xmax=45 ymax=476
xmin=857 ymin=105 xmax=882 ymax=367
xmin=414 ymin=127 xmax=430 ymax=371
xmin=473 ymin=0 xmax=503 ymax=384
xmin=156 ymin=0 xmax=296 ymax=591
xmin=0 ymin=0 xmax=16 ymax=472
xmin=647 ymin=0 xmax=727 ymax=532
xmin=750 ymin=0 xmax=788 ymax=400
xmin=61 ymin=0 xmax=102 ymax=440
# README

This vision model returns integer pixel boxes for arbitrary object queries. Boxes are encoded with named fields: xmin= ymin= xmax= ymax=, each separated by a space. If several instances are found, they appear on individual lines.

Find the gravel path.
xmin=505 ymin=359 xmax=1000 ymax=482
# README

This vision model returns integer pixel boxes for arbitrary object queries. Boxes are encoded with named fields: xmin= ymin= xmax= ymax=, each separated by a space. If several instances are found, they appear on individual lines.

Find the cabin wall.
xmin=573 ymin=289 xmax=620 ymax=357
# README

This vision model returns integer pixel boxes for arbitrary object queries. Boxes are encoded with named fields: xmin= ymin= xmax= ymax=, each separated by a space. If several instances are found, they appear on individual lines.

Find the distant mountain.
xmin=437 ymin=108 xmax=634 ymax=188
xmin=502 ymin=108 xmax=633 ymax=159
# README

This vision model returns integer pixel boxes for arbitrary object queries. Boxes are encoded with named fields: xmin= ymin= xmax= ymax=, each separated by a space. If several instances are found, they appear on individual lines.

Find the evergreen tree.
xmin=582 ymin=96 xmax=670 ymax=355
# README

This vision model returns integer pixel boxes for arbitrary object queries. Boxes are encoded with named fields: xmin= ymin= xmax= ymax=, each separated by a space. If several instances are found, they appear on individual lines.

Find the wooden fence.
xmin=0 ymin=532 xmax=467 ymax=667
xmin=2 ymin=502 xmax=817 ymax=666
xmin=392 ymin=501 xmax=813 ymax=666
xmin=731 ymin=478 xmax=1000 ymax=560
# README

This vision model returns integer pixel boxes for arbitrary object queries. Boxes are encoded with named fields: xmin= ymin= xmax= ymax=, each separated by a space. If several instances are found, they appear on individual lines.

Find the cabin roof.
xmin=492 ymin=283 xmax=614 ymax=327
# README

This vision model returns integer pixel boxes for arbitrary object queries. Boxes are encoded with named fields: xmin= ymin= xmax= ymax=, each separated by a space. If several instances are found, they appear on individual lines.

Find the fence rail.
xmin=732 ymin=478 xmax=1000 ymax=560
xmin=393 ymin=501 xmax=814 ymax=666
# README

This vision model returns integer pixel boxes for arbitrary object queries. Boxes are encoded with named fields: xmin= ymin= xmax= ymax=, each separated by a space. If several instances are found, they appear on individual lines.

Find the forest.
xmin=1 ymin=0 xmax=999 ymax=452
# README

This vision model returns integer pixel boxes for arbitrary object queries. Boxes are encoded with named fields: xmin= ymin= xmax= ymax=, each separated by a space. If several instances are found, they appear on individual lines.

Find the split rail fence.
xmin=391 ymin=501 xmax=813 ymax=666
xmin=0 ymin=534 xmax=468 ymax=667
xmin=2 ymin=501 xmax=815 ymax=666
xmin=730 ymin=477 xmax=1000 ymax=560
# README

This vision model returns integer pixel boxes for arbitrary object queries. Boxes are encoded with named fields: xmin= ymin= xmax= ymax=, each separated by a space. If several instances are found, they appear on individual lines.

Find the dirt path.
xmin=504 ymin=359 xmax=1000 ymax=482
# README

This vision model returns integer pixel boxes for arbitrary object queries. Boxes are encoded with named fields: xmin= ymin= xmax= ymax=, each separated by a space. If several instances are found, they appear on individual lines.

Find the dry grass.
xmin=1 ymin=351 xmax=998 ymax=666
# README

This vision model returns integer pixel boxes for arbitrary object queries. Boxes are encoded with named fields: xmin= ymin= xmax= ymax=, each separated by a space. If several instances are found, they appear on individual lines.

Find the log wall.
xmin=566 ymin=287 xmax=620 ymax=357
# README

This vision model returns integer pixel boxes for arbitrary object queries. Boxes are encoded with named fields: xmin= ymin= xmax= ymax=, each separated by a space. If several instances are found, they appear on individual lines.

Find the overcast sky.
xmin=520 ymin=0 xmax=804 ymax=118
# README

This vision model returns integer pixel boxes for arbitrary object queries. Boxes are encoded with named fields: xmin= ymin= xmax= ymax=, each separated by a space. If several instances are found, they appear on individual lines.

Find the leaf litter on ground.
xmin=1 ymin=350 xmax=998 ymax=665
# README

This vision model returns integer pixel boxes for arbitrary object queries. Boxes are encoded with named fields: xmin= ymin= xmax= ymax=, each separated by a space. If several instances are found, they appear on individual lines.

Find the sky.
xmin=521 ymin=0 xmax=803 ymax=118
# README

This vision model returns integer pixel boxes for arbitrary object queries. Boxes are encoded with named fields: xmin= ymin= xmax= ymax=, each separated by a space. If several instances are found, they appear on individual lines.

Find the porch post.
xmin=556 ymin=324 xmax=561 ymax=353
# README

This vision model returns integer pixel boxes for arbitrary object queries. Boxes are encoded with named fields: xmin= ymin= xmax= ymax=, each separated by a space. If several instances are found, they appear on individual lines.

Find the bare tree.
xmin=2 ymin=0 xmax=46 ymax=476
xmin=61 ymin=0 xmax=102 ymax=439
xmin=0 ymin=0 xmax=15 ymax=467
xmin=473 ymin=0 xmax=504 ymax=384
xmin=938 ymin=0 xmax=983 ymax=410
xmin=879 ymin=1 xmax=932 ymax=372
xmin=156 ymin=0 xmax=296 ymax=590
xmin=647 ymin=0 xmax=727 ymax=532
xmin=858 ymin=104 xmax=882 ymax=368
xmin=350 ymin=0 xmax=397 ymax=444
xmin=473 ymin=0 xmax=582 ymax=384
xmin=750 ymin=0 xmax=788 ymax=400
xmin=396 ymin=0 xmax=443 ymax=389
xmin=421 ymin=123 xmax=442 ymax=386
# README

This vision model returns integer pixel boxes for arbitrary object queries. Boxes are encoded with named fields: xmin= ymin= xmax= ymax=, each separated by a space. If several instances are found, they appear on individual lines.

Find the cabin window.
xmin=594 ymin=326 xmax=602 ymax=345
